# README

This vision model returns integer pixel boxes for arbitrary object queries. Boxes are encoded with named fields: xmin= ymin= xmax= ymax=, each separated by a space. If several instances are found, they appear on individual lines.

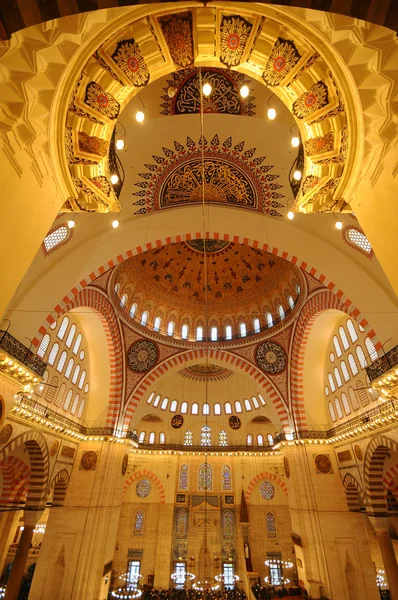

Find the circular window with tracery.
xmin=260 ymin=481 xmax=275 ymax=500
xmin=136 ymin=479 xmax=151 ymax=498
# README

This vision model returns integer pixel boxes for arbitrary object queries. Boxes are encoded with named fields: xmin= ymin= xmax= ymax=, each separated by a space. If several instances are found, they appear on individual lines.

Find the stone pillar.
xmin=369 ymin=516 xmax=398 ymax=599
xmin=154 ymin=503 xmax=174 ymax=588
xmin=0 ymin=510 xmax=20 ymax=577
xmin=4 ymin=509 xmax=42 ymax=600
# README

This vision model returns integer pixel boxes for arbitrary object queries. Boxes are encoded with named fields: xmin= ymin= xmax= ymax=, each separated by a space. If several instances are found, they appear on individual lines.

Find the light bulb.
xmin=67 ymin=219 xmax=76 ymax=229
xmin=115 ymin=139 xmax=125 ymax=150
xmin=335 ymin=220 xmax=343 ymax=230
xmin=110 ymin=174 xmax=119 ymax=185
xmin=287 ymin=210 xmax=295 ymax=220
xmin=112 ymin=219 xmax=120 ymax=229
xmin=267 ymin=107 xmax=276 ymax=120
xmin=202 ymin=82 xmax=212 ymax=97
xmin=240 ymin=85 xmax=249 ymax=98
xmin=136 ymin=110 xmax=145 ymax=123
xmin=293 ymin=170 xmax=302 ymax=181
xmin=291 ymin=136 xmax=300 ymax=147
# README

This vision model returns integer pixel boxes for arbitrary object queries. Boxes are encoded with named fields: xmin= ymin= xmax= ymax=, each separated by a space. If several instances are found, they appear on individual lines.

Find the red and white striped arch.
xmin=0 ymin=456 xmax=30 ymax=505
xmin=245 ymin=471 xmax=288 ymax=502
xmin=383 ymin=463 xmax=398 ymax=499
xmin=123 ymin=468 xmax=166 ymax=503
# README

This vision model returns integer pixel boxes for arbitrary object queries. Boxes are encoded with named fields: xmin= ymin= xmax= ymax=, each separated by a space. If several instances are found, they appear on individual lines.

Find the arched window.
xmin=159 ymin=432 xmax=165 ymax=444
xmin=72 ymin=364 xmax=81 ymax=385
xmin=43 ymin=225 xmax=70 ymax=254
xmin=225 ymin=325 xmax=232 ymax=340
xmin=147 ymin=392 xmax=155 ymax=404
xmin=201 ymin=426 xmax=211 ymax=446
xmin=329 ymin=401 xmax=336 ymax=422
xmin=334 ymin=367 xmax=343 ymax=388
xmin=167 ymin=321 xmax=175 ymax=336
xmin=288 ymin=296 xmax=294 ymax=309
xmin=356 ymin=346 xmax=367 ymax=369
xmin=134 ymin=510 xmax=144 ymax=535
xmin=266 ymin=313 xmax=273 ymax=328
xmin=161 ymin=397 xmax=169 ymax=410
xmin=45 ymin=376 xmax=58 ymax=403
xmin=210 ymin=326 xmax=218 ymax=341
xmin=214 ymin=403 xmax=221 ymax=415
xmin=225 ymin=402 xmax=232 ymax=414
xmin=148 ymin=432 xmax=155 ymax=444
xmin=339 ymin=326 xmax=350 ymax=350
xmin=324 ymin=385 xmax=330 ymax=396
xmin=198 ymin=463 xmax=212 ymax=490
xmin=244 ymin=398 xmax=252 ymax=411
xmin=184 ymin=430 xmax=193 ymax=446
xmin=257 ymin=434 xmax=264 ymax=446
xmin=175 ymin=509 xmax=188 ymax=538
xmin=65 ymin=324 xmax=76 ymax=348
xmin=170 ymin=400 xmax=178 ymax=412
xmin=365 ymin=337 xmax=378 ymax=362
xmin=258 ymin=393 xmax=266 ymax=406
xmin=37 ymin=334 xmax=50 ymax=358
xmin=348 ymin=387 xmax=360 ymax=411
xmin=278 ymin=305 xmax=285 ymax=321
xmin=57 ymin=317 xmax=69 ymax=341
xmin=65 ymin=358 xmax=74 ymax=379
xmin=63 ymin=390 xmax=73 ymax=411
xmin=120 ymin=294 xmax=128 ymax=308
xmin=203 ymin=403 xmax=210 ymax=415
xmin=219 ymin=431 xmax=228 ymax=447
xmin=253 ymin=318 xmax=260 ymax=334
xmin=328 ymin=373 xmax=336 ymax=393
xmin=55 ymin=382 xmax=66 ymax=407
xmin=56 ymin=350 xmax=67 ymax=373
xmin=47 ymin=343 xmax=59 ymax=366
xmin=222 ymin=510 xmax=234 ymax=539
xmin=267 ymin=434 xmax=274 ymax=446
xmin=333 ymin=336 xmax=342 ymax=358
xmin=252 ymin=396 xmax=260 ymax=409
xmin=222 ymin=464 xmax=231 ymax=489
xmin=141 ymin=311 xmax=148 ymax=326
xmin=50 ymin=321 xmax=57 ymax=330
xmin=341 ymin=393 xmax=351 ymax=415
xmin=235 ymin=401 xmax=242 ymax=413
xmin=77 ymin=398 xmax=85 ymax=419
xmin=329 ymin=352 xmax=335 ymax=363
xmin=71 ymin=393 xmax=80 ymax=415
xmin=78 ymin=370 xmax=86 ymax=390
xmin=153 ymin=316 xmax=161 ymax=332
xmin=347 ymin=319 xmax=358 ymax=343
xmin=247 ymin=434 xmax=253 ymax=446
xmin=153 ymin=394 xmax=161 ymax=407
xmin=356 ymin=381 xmax=368 ymax=406
xmin=335 ymin=397 xmax=343 ymax=419
xmin=348 ymin=354 xmax=358 ymax=376
xmin=196 ymin=326 xmax=203 ymax=341
xmin=114 ymin=283 xmax=120 ymax=295
xmin=179 ymin=464 xmax=188 ymax=490
xmin=266 ymin=513 xmax=277 ymax=538
xmin=191 ymin=403 xmax=199 ymax=415
xmin=341 ymin=361 xmax=350 ymax=382
xmin=181 ymin=402 xmax=188 ymax=414
xmin=130 ymin=304 xmax=137 ymax=318
xmin=138 ymin=431 xmax=146 ymax=443
xmin=181 ymin=324 xmax=189 ymax=339
xmin=72 ymin=333 xmax=82 ymax=355
xmin=296 ymin=284 xmax=301 ymax=295
xmin=346 ymin=228 xmax=372 ymax=254
xmin=240 ymin=322 xmax=247 ymax=337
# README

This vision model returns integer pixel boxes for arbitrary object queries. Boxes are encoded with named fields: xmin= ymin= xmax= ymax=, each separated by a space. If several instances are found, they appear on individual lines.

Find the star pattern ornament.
xmin=220 ymin=15 xmax=253 ymax=68
xmin=111 ymin=39 xmax=150 ymax=87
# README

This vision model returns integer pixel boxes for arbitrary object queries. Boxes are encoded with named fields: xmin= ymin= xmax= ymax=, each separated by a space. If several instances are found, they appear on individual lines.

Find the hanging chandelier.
xmin=215 ymin=573 xmax=239 ymax=583
xmin=111 ymin=587 xmax=142 ymax=599
xmin=264 ymin=576 xmax=290 ymax=586
xmin=193 ymin=579 xmax=219 ymax=591
xmin=264 ymin=558 xmax=293 ymax=569
xmin=170 ymin=571 xmax=196 ymax=582
xmin=0 ymin=585 xmax=5 ymax=599
xmin=119 ymin=573 xmax=143 ymax=584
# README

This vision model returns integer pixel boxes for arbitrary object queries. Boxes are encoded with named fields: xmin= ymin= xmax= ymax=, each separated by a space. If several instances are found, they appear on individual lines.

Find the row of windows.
xmin=147 ymin=392 xmax=267 ymax=414
xmin=38 ymin=318 xmax=84 ymax=358
xmin=178 ymin=463 xmax=232 ymax=491
xmin=138 ymin=428 xmax=274 ymax=447
xmin=37 ymin=374 xmax=85 ymax=418
xmin=328 ymin=383 xmax=379 ymax=422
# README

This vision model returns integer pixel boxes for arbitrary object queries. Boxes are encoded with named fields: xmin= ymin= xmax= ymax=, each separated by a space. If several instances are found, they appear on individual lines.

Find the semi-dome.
xmin=113 ymin=238 xmax=302 ymax=341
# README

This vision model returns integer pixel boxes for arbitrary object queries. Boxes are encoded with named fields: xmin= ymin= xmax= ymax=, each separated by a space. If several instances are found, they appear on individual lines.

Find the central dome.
xmin=113 ymin=239 xmax=302 ymax=341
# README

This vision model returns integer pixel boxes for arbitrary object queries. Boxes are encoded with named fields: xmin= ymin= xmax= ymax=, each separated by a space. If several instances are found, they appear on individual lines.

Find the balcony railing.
xmin=137 ymin=442 xmax=273 ymax=452
xmin=366 ymin=344 xmax=398 ymax=382
xmin=0 ymin=330 xmax=46 ymax=377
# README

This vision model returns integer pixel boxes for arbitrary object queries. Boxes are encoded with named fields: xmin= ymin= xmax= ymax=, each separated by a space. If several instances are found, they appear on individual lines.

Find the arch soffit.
xmin=245 ymin=471 xmax=288 ymax=502
xmin=342 ymin=472 xmax=366 ymax=511
xmin=0 ymin=456 xmax=30 ymax=504
xmin=123 ymin=468 xmax=165 ymax=503
xmin=363 ymin=434 xmax=398 ymax=513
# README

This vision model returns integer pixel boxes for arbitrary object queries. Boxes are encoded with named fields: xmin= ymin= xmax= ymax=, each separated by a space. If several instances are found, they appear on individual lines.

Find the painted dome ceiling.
xmin=113 ymin=239 xmax=302 ymax=339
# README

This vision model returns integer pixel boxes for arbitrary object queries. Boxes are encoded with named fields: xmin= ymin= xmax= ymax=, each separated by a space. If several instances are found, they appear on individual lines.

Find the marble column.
xmin=4 ymin=509 xmax=42 ymax=600
xmin=369 ymin=516 xmax=398 ymax=600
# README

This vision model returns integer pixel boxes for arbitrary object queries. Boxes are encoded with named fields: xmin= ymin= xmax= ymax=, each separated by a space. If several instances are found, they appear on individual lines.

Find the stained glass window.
xmin=134 ymin=510 xmax=144 ymax=535
xmin=253 ymin=318 xmax=260 ymax=334
xmin=55 ymin=382 xmax=65 ymax=407
xmin=219 ymin=431 xmax=228 ymax=447
xmin=348 ymin=354 xmax=358 ymax=376
xmin=244 ymin=399 xmax=252 ymax=411
xmin=235 ymin=401 xmax=242 ymax=413
xmin=214 ymin=403 xmax=221 ymax=415
xmin=222 ymin=464 xmax=231 ymax=490
xmin=341 ymin=393 xmax=351 ymax=415
xmin=65 ymin=358 xmax=74 ymax=379
xmin=335 ymin=397 xmax=343 ymax=419
xmin=225 ymin=402 xmax=232 ymax=414
xmin=73 ymin=333 xmax=82 ymax=354
xmin=37 ymin=334 xmax=50 ymax=358
xmin=63 ymin=389 xmax=73 ymax=411
xmin=192 ymin=403 xmax=199 ymax=415
xmin=196 ymin=326 xmax=203 ymax=341
xmin=181 ymin=402 xmax=188 ymax=414
xmin=201 ymin=426 xmax=211 ymax=446
xmin=65 ymin=324 xmax=76 ymax=348
xmin=339 ymin=326 xmax=350 ymax=350
xmin=356 ymin=346 xmax=367 ymax=368
xmin=278 ymin=305 xmax=285 ymax=321
xmin=365 ymin=337 xmax=378 ymax=362
xmin=334 ymin=367 xmax=343 ymax=388
xmin=130 ymin=304 xmax=137 ymax=318
xmin=328 ymin=373 xmax=336 ymax=392
xmin=184 ymin=430 xmax=192 ymax=446
xmin=252 ymin=396 xmax=260 ymax=409
xmin=170 ymin=400 xmax=178 ymax=412
xmin=333 ymin=336 xmax=342 ymax=358
xmin=77 ymin=398 xmax=85 ymax=419
xmin=222 ymin=510 xmax=234 ymax=539
xmin=179 ymin=464 xmax=188 ymax=490
xmin=159 ymin=432 xmax=165 ymax=444
xmin=148 ymin=432 xmax=155 ymax=444
xmin=247 ymin=434 xmax=253 ymax=446
xmin=57 ymin=317 xmax=69 ymax=340
xmin=56 ymin=350 xmax=67 ymax=373
xmin=181 ymin=324 xmax=189 ymax=339
xmin=260 ymin=481 xmax=275 ymax=500
xmin=258 ymin=393 xmax=266 ymax=406
xmin=288 ymin=296 xmax=294 ymax=309
xmin=348 ymin=387 xmax=360 ymax=411
xmin=141 ymin=312 xmax=148 ymax=326
xmin=266 ymin=313 xmax=273 ymax=328
xmin=341 ymin=361 xmax=350 ymax=382
xmin=225 ymin=325 xmax=232 ymax=340
xmin=329 ymin=401 xmax=336 ymax=422
xmin=138 ymin=431 xmax=145 ymax=443
xmin=267 ymin=434 xmax=274 ymax=446
xmin=120 ymin=294 xmax=128 ymax=308
xmin=347 ymin=319 xmax=358 ymax=343
xmin=136 ymin=479 xmax=151 ymax=498
xmin=176 ymin=509 xmax=188 ymax=538
xmin=257 ymin=434 xmax=264 ymax=446
xmin=240 ymin=323 xmax=247 ymax=337
xmin=48 ymin=343 xmax=59 ymax=366
xmin=346 ymin=228 xmax=372 ymax=254
xmin=199 ymin=463 xmax=212 ymax=490
xmin=43 ymin=226 xmax=69 ymax=253
xmin=266 ymin=512 xmax=277 ymax=538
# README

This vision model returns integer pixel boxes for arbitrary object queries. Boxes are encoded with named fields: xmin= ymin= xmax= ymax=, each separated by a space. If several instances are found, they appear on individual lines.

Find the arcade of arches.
xmin=0 ymin=3 xmax=397 ymax=600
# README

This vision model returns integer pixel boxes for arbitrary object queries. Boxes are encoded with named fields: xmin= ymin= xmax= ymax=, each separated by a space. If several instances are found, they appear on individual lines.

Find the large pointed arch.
xmin=245 ymin=471 xmax=288 ymax=502
xmin=123 ymin=469 xmax=165 ymax=503
xmin=364 ymin=434 xmax=398 ymax=515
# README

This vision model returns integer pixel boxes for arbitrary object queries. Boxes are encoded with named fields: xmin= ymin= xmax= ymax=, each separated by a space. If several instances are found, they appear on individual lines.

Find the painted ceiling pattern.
xmin=160 ymin=68 xmax=255 ymax=116
xmin=132 ymin=135 xmax=284 ymax=216
xmin=178 ymin=364 xmax=234 ymax=382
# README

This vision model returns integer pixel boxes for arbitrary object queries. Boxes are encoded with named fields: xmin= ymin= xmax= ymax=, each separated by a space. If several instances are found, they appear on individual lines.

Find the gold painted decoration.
xmin=0 ymin=424 xmax=12 ymax=445
xmin=337 ymin=450 xmax=352 ymax=463
xmin=84 ymin=82 xmax=120 ymax=120
xmin=78 ymin=132 xmax=108 ymax=158
xmin=301 ymin=176 xmax=320 ymax=196
xmin=262 ymin=38 xmax=301 ymax=87
xmin=50 ymin=441 xmax=59 ymax=457
xmin=122 ymin=454 xmax=128 ymax=476
xmin=111 ymin=39 xmax=150 ymax=87
xmin=292 ymin=81 xmax=329 ymax=119
xmin=71 ymin=177 xmax=120 ymax=213
xmin=229 ymin=416 xmax=241 ymax=430
xmin=178 ymin=364 xmax=234 ymax=382
xmin=80 ymin=451 xmax=98 ymax=471
xmin=304 ymin=132 xmax=335 ymax=157
xmin=314 ymin=453 xmax=333 ymax=474
xmin=61 ymin=445 xmax=75 ymax=458
xmin=159 ymin=12 xmax=194 ymax=68
xmin=354 ymin=445 xmax=363 ymax=461
xmin=284 ymin=457 xmax=290 ymax=478
xmin=172 ymin=415 xmax=184 ymax=429
xmin=220 ymin=15 xmax=253 ymax=68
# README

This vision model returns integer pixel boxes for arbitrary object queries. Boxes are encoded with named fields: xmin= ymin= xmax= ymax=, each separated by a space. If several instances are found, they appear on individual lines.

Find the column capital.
xmin=23 ymin=510 xmax=43 ymax=528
